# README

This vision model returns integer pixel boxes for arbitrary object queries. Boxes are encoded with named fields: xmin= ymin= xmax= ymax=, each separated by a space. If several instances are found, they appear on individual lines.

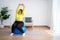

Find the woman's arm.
xmin=16 ymin=4 xmax=20 ymax=14
xmin=21 ymin=4 xmax=25 ymax=16
xmin=16 ymin=4 xmax=25 ymax=15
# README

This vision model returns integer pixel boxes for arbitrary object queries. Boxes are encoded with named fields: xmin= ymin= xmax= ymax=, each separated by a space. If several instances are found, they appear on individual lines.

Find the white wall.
xmin=0 ymin=0 xmax=51 ymax=27
xmin=52 ymin=0 xmax=60 ymax=36
xmin=47 ymin=0 xmax=52 ymax=28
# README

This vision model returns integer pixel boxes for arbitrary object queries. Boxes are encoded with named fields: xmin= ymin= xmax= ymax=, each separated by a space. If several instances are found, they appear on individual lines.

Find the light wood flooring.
xmin=0 ymin=26 xmax=52 ymax=40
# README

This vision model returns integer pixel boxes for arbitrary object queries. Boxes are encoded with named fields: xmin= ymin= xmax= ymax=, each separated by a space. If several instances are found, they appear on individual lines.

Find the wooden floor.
xmin=0 ymin=26 xmax=52 ymax=40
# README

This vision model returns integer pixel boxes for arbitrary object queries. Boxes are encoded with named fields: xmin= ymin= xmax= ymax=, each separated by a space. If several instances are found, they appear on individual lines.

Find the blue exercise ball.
xmin=13 ymin=26 xmax=26 ymax=34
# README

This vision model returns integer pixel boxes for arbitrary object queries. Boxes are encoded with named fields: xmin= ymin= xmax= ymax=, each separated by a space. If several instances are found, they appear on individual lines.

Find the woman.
xmin=10 ymin=4 xmax=25 ymax=36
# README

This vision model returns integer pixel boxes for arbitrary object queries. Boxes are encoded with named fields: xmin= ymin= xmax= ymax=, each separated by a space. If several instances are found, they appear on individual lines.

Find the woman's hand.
xmin=19 ymin=4 xmax=25 ymax=7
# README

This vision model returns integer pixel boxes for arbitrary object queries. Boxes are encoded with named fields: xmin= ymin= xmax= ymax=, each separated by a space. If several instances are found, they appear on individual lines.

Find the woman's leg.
xmin=17 ymin=21 xmax=24 ymax=33
xmin=11 ymin=21 xmax=17 ymax=33
xmin=10 ymin=21 xmax=18 ymax=36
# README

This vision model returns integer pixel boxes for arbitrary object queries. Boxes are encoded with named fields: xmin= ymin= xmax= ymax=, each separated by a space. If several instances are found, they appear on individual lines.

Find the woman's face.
xmin=18 ymin=9 xmax=22 ymax=14
xmin=18 ymin=10 xmax=21 ymax=14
